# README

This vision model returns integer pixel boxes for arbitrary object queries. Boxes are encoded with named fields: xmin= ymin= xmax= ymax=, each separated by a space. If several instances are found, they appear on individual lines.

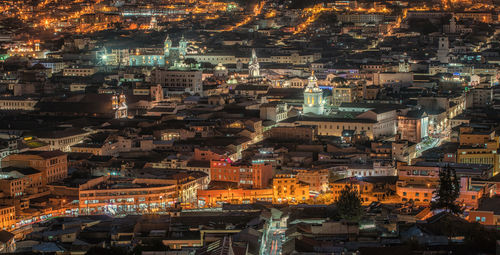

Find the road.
xmin=265 ymin=229 xmax=285 ymax=255
xmin=416 ymin=136 xmax=442 ymax=157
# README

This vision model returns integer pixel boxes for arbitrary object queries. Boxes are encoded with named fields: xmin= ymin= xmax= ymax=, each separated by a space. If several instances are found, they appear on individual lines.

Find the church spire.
xmin=179 ymin=34 xmax=188 ymax=57
xmin=248 ymin=49 xmax=260 ymax=78
xmin=164 ymin=34 xmax=172 ymax=57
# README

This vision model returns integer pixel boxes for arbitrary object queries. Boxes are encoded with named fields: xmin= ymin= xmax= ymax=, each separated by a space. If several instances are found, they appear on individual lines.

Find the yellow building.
xmin=273 ymin=173 xmax=309 ymax=203
xmin=457 ymin=126 xmax=500 ymax=175
xmin=329 ymin=178 xmax=393 ymax=205
xmin=197 ymin=188 xmax=273 ymax=207
xmin=0 ymin=206 xmax=15 ymax=230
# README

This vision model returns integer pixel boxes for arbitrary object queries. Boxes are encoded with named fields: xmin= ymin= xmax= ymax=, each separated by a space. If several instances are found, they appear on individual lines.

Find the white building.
xmin=345 ymin=162 xmax=396 ymax=177
xmin=437 ymin=37 xmax=450 ymax=64
xmin=63 ymin=67 xmax=97 ymax=77
xmin=0 ymin=97 xmax=38 ymax=111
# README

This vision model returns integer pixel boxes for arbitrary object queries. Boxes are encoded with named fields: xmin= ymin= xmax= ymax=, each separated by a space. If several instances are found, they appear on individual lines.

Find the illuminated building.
xmin=329 ymin=177 xmax=395 ymax=205
xmin=111 ymin=94 xmax=128 ymax=119
xmin=331 ymin=86 xmax=356 ymax=107
xmin=396 ymin=162 xmax=493 ymax=207
xmin=186 ymin=52 xmax=321 ymax=66
xmin=273 ymin=173 xmax=310 ymax=203
xmin=295 ymin=169 xmax=329 ymax=193
xmin=248 ymin=49 xmax=260 ymax=79
xmin=80 ymin=13 xmax=121 ymax=25
xmin=417 ymin=95 xmax=465 ymax=134
xmin=0 ymin=206 xmax=15 ymax=230
xmin=392 ymin=140 xmax=418 ymax=163
xmin=397 ymin=109 xmax=429 ymax=143
xmin=396 ymin=163 xmax=437 ymax=205
xmin=79 ymin=176 xmax=177 ymax=215
xmin=283 ymin=117 xmax=376 ymax=139
xmin=151 ymin=61 xmax=203 ymax=95
xmin=457 ymin=126 xmax=500 ymax=175
xmin=302 ymin=72 xmax=324 ymax=115
xmin=468 ymin=197 xmax=500 ymax=226
xmin=77 ymin=168 xmax=208 ymax=214
xmin=337 ymin=13 xmax=385 ymax=24
xmin=455 ymin=12 xmax=492 ymax=23
xmin=120 ymin=35 xmax=189 ymax=67
xmin=163 ymin=34 xmax=188 ymax=58
xmin=0 ymin=97 xmax=38 ymax=111
xmin=131 ymin=168 xmax=209 ymax=205
xmin=345 ymin=162 xmax=396 ymax=178
xmin=210 ymin=160 xmax=273 ymax=189
xmin=286 ymin=102 xmax=398 ymax=139
xmin=326 ymin=0 xmax=357 ymax=9
xmin=437 ymin=37 xmax=450 ymax=64
xmin=260 ymin=102 xmax=291 ymax=124
xmin=370 ymin=142 xmax=392 ymax=159
xmin=2 ymin=150 xmax=67 ymax=185
xmin=120 ymin=8 xmax=187 ymax=17
xmin=213 ymin=63 xmax=228 ymax=78
xmin=31 ymin=60 xmax=65 ymax=74
xmin=0 ymin=167 xmax=43 ymax=197
xmin=128 ymin=54 xmax=166 ymax=67
xmin=372 ymin=72 xmax=413 ymax=86
xmin=62 ymin=67 xmax=97 ymax=77
xmin=197 ymin=188 xmax=273 ymax=207
xmin=70 ymin=134 xmax=135 ymax=156
xmin=193 ymin=148 xmax=226 ymax=162
xmin=35 ymin=129 xmax=91 ymax=152
xmin=186 ymin=53 xmax=237 ymax=65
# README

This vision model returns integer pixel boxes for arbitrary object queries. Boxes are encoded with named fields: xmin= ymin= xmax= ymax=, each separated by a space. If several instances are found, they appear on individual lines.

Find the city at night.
xmin=0 ymin=0 xmax=500 ymax=254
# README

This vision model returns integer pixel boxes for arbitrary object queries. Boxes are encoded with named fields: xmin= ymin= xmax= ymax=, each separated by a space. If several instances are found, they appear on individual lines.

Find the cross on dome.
xmin=306 ymin=70 xmax=318 ymax=89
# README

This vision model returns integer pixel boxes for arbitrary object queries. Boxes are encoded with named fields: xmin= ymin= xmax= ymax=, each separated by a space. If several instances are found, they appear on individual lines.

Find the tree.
xmin=335 ymin=184 xmax=363 ymax=222
xmin=431 ymin=164 xmax=463 ymax=214
xmin=184 ymin=58 xmax=198 ymax=65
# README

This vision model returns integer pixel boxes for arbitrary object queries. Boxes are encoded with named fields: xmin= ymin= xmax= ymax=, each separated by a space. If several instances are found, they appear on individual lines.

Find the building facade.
xmin=210 ymin=160 xmax=273 ymax=189
xmin=273 ymin=173 xmax=310 ymax=203
xmin=2 ymin=150 xmax=68 ymax=185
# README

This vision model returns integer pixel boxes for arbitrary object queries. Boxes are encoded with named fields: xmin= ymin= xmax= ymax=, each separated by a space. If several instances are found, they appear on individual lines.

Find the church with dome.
xmin=302 ymin=72 xmax=325 ymax=115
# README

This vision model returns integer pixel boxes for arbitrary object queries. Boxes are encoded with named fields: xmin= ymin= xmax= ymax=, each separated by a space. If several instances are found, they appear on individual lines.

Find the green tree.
xmin=335 ymin=184 xmax=363 ymax=222
xmin=184 ymin=58 xmax=198 ymax=65
xmin=431 ymin=164 xmax=463 ymax=214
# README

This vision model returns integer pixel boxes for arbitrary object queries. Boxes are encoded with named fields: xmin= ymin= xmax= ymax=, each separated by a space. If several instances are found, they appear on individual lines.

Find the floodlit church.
xmin=302 ymin=72 xmax=325 ymax=115
xmin=248 ymin=49 xmax=260 ymax=79
xmin=247 ymin=49 xmax=269 ymax=85
xmin=123 ymin=35 xmax=189 ymax=67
